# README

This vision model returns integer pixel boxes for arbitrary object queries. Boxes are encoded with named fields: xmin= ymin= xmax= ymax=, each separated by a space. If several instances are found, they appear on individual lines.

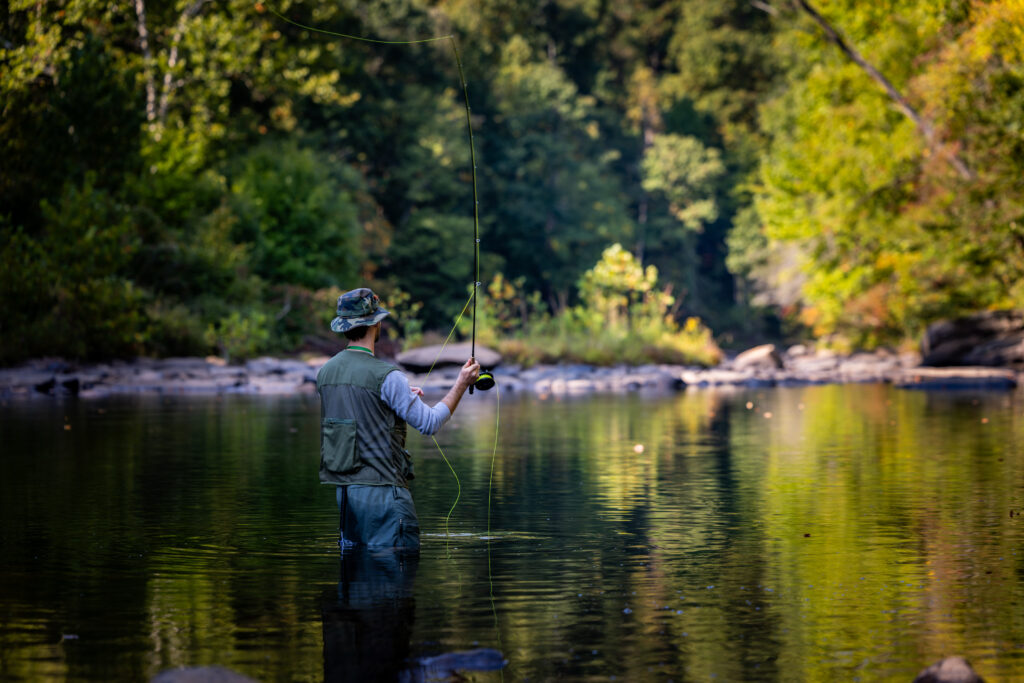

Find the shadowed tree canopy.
xmin=1 ymin=0 xmax=1021 ymax=362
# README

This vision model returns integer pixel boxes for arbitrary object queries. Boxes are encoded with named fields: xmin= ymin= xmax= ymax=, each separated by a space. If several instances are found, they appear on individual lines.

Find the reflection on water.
xmin=0 ymin=385 xmax=1022 ymax=681
xmin=322 ymin=547 xmax=504 ymax=682
xmin=322 ymin=549 xmax=417 ymax=682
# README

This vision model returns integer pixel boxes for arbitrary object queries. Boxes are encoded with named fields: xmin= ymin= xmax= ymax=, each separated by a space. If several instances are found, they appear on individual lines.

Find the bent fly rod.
xmin=261 ymin=3 xmax=495 ymax=394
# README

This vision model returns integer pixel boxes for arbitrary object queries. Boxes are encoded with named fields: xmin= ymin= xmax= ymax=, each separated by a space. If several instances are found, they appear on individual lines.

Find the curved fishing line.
xmin=487 ymin=384 xmax=504 ymax=678
xmin=262 ymin=3 xmax=483 ymax=351
xmin=262 ymin=2 xmax=483 ymax=350
xmin=262 ymin=3 xmax=451 ymax=44
xmin=420 ymin=291 xmax=473 ymax=543
xmin=487 ymin=384 xmax=500 ymax=536
xmin=431 ymin=434 xmax=461 ymax=548
xmin=424 ymin=291 xmax=475 ymax=378
xmin=266 ymin=4 xmax=497 ymax=563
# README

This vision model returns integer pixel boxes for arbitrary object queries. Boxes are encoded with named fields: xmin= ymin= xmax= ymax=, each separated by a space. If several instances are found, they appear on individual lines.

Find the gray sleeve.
xmin=381 ymin=371 xmax=451 ymax=435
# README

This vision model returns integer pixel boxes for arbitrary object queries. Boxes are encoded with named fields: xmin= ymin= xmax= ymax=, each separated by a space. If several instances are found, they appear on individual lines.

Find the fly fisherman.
xmin=317 ymin=288 xmax=481 ymax=549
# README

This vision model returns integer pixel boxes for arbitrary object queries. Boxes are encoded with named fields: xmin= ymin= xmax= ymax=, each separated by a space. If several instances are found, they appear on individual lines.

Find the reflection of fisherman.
xmin=322 ymin=549 xmax=506 ymax=682
xmin=317 ymin=288 xmax=480 ymax=549
xmin=322 ymin=549 xmax=418 ymax=682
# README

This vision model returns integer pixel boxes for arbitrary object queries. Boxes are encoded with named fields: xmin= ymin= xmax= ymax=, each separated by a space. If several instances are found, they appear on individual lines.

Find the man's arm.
xmin=381 ymin=358 xmax=479 ymax=435
xmin=439 ymin=358 xmax=480 ymax=417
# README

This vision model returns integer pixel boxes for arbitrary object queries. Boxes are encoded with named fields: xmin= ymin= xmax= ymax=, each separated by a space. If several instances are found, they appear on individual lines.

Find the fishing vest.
xmin=316 ymin=349 xmax=413 ymax=487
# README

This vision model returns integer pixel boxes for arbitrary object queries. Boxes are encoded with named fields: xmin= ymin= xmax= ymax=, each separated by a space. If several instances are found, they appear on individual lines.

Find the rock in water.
xmin=406 ymin=648 xmax=506 ymax=680
xmin=396 ymin=342 xmax=501 ymax=373
xmin=151 ymin=667 xmax=258 ymax=683
xmin=922 ymin=310 xmax=1024 ymax=366
xmin=895 ymin=367 xmax=1017 ymax=390
xmin=912 ymin=656 xmax=984 ymax=683
xmin=732 ymin=344 xmax=784 ymax=370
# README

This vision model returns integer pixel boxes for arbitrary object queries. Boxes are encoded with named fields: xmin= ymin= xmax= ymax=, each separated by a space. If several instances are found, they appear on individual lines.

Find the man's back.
xmin=317 ymin=349 xmax=412 ymax=488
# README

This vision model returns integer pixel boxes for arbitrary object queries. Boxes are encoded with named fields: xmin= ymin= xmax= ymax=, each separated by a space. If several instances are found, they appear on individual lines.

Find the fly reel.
xmin=474 ymin=370 xmax=495 ymax=391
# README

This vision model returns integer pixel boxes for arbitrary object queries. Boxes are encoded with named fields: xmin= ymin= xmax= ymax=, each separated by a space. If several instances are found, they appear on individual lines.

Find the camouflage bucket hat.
xmin=330 ymin=287 xmax=391 ymax=333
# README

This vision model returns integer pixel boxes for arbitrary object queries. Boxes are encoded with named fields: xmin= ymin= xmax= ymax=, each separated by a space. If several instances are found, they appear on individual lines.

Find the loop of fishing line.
xmin=421 ymin=292 xmax=472 ymax=541
xmin=487 ymin=384 xmax=504 ymax=678
xmin=261 ymin=3 xmax=451 ymax=44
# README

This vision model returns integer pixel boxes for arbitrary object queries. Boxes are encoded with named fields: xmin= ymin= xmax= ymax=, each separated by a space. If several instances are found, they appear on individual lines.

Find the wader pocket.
xmin=321 ymin=418 xmax=359 ymax=474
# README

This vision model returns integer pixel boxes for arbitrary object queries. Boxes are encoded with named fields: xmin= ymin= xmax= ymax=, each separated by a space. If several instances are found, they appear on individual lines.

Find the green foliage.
xmin=0 ymin=32 xmax=143 ymax=231
xmin=578 ymin=243 xmax=661 ymax=329
xmin=5 ymin=0 xmax=1018 ymax=362
xmin=228 ymin=140 xmax=362 ymax=289
xmin=484 ymin=34 xmax=636 ymax=304
xmin=467 ymin=246 xmax=721 ymax=367
xmin=751 ymin=0 xmax=1024 ymax=347
xmin=482 ymin=273 xmax=548 ymax=337
xmin=641 ymin=134 xmax=725 ymax=230
xmin=0 ymin=177 xmax=145 ymax=362
xmin=204 ymin=310 xmax=271 ymax=362
xmin=387 ymin=211 xmax=474 ymax=323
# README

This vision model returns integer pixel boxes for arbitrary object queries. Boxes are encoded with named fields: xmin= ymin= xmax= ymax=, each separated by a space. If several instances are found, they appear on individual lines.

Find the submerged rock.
xmin=404 ymin=648 xmax=506 ymax=682
xmin=912 ymin=656 xmax=984 ymax=683
xmin=151 ymin=666 xmax=258 ymax=683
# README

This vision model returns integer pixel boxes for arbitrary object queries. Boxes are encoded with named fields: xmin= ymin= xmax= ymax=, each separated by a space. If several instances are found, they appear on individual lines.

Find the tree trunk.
xmin=791 ymin=0 xmax=973 ymax=180
xmin=157 ymin=0 xmax=209 ymax=123
xmin=133 ymin=0 xmax=157 ymax=122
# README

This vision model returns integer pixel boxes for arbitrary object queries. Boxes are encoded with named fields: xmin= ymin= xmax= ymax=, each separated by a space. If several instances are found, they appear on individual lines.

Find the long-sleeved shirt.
xmin=380 ymin=369 xmax=450 ymax=435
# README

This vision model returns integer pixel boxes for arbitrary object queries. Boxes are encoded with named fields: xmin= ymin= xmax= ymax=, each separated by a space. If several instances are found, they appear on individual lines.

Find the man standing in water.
xmin=317 ymin=288 xmax=480 ymax=549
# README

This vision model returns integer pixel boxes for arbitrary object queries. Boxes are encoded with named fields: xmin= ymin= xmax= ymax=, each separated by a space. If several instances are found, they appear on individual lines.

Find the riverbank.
xmin=1 ymin=345 xmax=1019 ymax=399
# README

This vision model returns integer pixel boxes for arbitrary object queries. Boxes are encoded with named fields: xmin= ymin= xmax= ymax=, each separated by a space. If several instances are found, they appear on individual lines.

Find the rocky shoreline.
xmin=1 ymin=344 xmax=1019 ymax=399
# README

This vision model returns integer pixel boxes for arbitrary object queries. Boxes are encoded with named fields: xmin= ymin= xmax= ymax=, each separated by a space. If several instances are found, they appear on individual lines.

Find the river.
xmin=1 ymin=384 xmax=1022 ymax=681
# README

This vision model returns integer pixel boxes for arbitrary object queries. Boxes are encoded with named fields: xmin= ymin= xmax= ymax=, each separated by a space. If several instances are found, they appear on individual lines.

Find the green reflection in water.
xmin=0 ymin=385 xmax=1021 ymax=681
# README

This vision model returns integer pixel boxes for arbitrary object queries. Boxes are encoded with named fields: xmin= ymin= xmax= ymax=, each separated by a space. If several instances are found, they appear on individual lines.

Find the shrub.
xmin=449 ymin=245 xmax=722 ymax=367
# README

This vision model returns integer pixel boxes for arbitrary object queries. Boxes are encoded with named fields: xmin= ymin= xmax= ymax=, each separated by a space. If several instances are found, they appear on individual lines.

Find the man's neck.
xmin=347 ymin=340 xmax=375 ymax=355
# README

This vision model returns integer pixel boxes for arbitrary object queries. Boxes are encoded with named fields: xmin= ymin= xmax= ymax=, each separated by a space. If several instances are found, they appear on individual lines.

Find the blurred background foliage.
xmin=1 ymin=0 xmax=1022 ymax=363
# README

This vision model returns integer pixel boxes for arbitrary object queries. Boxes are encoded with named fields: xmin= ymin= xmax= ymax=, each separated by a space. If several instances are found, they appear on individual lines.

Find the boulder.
xmin=912 ymin=656 xmax=984 ymax=683
xmin=566 ymin=379 xmax=595 ymax=393
xmin=922 ymin=310 xmax=1024 ymax=366
xmin=836 ymin=352 xmax=900 ymax=382
xmin=786 ymin=343 xmax=811 ymax=358
xmin=680 ymin=369 xmax=753 ymax=386
xmin=396 ymin=342 xmax=501 ymax=372
xmin=732 ymin=344 xmax=784 ymax=370
xmin=788 ymin=353 xmax=840 ymax=374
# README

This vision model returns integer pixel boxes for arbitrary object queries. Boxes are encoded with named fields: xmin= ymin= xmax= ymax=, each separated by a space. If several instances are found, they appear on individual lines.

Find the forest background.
xmin=2 ymin=0 xmax=1022 ymax=365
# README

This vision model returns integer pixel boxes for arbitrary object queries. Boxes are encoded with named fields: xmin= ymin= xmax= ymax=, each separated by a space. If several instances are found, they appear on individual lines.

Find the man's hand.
xmin=409 ymin=386 xmax=425 ymax=397
xmin=458 ymin=358 xmax=481 ymax=389
xmin=440 ymin=358 xmax=482 ymax=417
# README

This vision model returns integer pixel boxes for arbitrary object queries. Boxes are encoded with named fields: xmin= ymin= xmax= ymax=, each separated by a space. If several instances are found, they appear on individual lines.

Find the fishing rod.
xmin=431 ymin=33 xmax=495 ymax=394
xmin=263 ymin=3 xmax=500 ymax=541
xmin=263 ymin=2 xmax=494 ymax=394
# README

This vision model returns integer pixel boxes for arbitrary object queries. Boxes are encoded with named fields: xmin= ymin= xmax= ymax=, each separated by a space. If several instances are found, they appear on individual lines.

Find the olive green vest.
xmin=316 ymin=349 xmax=413 ymax=487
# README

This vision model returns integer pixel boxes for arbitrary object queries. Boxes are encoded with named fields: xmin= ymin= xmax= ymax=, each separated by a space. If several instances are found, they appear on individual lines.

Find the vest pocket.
xmin=321 ymin=418 xmax=360 ymax=474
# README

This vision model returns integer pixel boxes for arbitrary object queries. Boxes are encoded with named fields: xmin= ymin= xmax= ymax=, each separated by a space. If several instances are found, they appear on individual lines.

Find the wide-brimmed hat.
xmin=330 ymin=287 xmax=390 ymax=333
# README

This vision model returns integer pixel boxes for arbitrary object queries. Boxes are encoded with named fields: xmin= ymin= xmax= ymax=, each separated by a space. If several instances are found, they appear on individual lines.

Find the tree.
xmin=752 ymin=0 xmax=1024 ymax=346
xmin=483 ymin=34 xmax=635 ymax=310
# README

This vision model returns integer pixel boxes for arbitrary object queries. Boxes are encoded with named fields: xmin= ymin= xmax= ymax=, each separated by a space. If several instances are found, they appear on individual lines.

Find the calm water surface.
xmin=1 ymin=384 xmax=1023 ymax=681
